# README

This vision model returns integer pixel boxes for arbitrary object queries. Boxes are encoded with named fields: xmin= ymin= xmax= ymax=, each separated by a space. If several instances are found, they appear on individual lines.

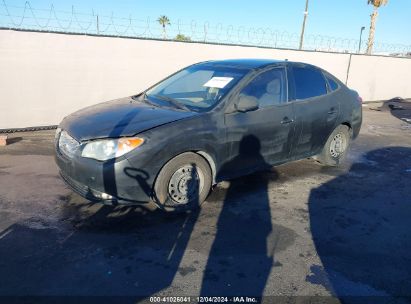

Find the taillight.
xmin=350 ymin=89 xmax=362 ymax=105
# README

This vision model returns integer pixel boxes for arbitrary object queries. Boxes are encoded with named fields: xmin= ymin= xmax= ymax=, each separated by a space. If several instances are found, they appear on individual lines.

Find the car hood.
xmin=60 ymin=97 xmax=197 ymax=141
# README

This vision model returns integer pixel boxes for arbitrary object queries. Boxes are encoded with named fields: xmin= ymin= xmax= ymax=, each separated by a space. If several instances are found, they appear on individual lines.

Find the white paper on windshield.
xmin=203 ymin=77 xmax=234 ymax=89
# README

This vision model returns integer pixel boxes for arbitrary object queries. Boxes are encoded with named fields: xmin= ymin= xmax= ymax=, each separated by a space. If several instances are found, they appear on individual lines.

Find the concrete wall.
xmin=346 ymin=55 xmax=411 ymax=101
xmin=0 ymin=29 xmax=410 ymax=129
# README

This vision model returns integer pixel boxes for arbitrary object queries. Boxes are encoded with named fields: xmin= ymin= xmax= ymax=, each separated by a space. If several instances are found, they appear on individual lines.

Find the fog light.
xmin=101 ymin=193 xmax=113 ymax=200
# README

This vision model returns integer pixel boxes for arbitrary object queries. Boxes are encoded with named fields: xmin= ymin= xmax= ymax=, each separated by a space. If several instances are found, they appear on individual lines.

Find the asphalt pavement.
xmin=0 ymin=104 xmax=411 ymax=303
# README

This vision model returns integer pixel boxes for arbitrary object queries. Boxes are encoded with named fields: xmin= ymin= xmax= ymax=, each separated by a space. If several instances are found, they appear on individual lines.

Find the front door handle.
xmin=328 ymin=108 xmax=337 ymax=115
xmin=281 ymin=117 xmax=294 ymax=124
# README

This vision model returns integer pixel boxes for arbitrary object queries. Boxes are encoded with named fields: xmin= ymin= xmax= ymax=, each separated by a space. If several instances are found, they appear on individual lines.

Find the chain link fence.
xmin=1 ymin=0 xmax=410 ymax=56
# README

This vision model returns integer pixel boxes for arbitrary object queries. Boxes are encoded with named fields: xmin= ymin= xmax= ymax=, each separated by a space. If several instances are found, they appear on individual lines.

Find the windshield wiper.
xmin=132 ymin=92 xmax=157 ymax=106
xmin=152 ymin=94 xmax=189 ymax=111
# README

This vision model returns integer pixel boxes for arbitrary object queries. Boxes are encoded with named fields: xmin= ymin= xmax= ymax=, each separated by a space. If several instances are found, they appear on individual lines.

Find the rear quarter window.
xmin=325 ymin=74 xmax=340 ymax=91
xmin=293 ymin=66 xmax=327 ymax=100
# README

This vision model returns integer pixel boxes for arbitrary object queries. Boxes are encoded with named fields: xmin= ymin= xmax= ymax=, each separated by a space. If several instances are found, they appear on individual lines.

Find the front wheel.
xmin=153 ymin=152 xmax=212 ymax=212
xmin=315 ymin=125 xmax=351 ymax=166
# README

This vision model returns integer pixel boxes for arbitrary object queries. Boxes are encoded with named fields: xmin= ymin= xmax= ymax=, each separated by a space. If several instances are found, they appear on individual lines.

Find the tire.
xmin=153 ymin=152 xmax=212 ymax=212
xmin=315 ymin=125 xmax=352 ymax=167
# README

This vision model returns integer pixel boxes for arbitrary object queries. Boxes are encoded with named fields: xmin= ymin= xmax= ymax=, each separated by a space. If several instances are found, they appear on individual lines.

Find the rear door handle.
xmin=281 ymin=117 xmax=294 ymax=124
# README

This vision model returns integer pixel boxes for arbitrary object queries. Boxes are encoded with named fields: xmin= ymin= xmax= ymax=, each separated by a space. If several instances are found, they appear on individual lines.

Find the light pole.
xmin=299 ymin=0 xmax=309 ymax=50
xmin=358 ymin=26 xmax=365 ymax=53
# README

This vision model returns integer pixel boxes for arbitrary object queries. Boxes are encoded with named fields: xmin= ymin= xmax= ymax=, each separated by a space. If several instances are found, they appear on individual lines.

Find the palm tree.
xmin=366 ymin=0 xmax=388 ymax=55
xmin=157 ymin=15 xmax=170 ymax=39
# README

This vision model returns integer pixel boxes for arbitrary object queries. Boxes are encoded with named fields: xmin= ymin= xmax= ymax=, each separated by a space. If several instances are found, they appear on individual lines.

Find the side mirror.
xmin=235 ymin=95 xmax=259 ymax=112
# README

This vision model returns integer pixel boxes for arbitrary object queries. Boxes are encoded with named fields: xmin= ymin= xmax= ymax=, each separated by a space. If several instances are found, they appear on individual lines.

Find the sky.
xmin=1 ymin=0 xmax=410 ymax=45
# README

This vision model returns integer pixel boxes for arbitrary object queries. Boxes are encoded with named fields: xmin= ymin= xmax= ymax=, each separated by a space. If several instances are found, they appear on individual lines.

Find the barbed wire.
xmin=1 ymin=0 xmax=410 ymax=56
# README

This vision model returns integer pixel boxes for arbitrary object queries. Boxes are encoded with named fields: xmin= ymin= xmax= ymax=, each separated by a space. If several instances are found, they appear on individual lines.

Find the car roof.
xmin=199 ymin=58 xmax=286 ymax=70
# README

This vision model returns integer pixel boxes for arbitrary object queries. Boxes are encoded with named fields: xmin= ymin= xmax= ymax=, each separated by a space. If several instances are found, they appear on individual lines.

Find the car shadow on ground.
xmin=371 ymin=98 xmax=411 ymax=124
xmin=308 ymin=146 xmax=411 ymax=303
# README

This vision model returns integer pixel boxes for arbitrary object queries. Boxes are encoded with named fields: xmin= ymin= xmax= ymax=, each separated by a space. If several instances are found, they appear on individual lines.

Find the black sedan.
xmin=55 ymin=59 xmax=362 ymax=212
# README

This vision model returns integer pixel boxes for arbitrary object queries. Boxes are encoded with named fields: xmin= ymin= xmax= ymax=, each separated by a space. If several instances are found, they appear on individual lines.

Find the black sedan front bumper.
xmin=55 ymin=146 xmax=156 ymax=206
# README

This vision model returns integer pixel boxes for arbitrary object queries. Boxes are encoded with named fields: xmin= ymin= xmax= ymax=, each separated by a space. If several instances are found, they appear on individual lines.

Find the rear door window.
xmin=292 ymin=66 xmax=327 ymax=100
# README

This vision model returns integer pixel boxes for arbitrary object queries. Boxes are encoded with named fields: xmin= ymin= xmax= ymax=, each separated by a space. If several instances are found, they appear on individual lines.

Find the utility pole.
xmin=96 ymin=15 xmax=100 ymax=35
xmin=358 ymin=26 xmax=365 ymax=53
xmin=299 ymin=0 xmax=309 ymax=50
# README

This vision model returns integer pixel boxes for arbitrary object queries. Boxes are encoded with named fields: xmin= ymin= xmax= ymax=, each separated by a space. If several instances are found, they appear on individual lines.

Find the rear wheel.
xmin=316 ymin=125 xmax=351 ymax=166
xmin=153 ymin=152 xmax=212 ymax=212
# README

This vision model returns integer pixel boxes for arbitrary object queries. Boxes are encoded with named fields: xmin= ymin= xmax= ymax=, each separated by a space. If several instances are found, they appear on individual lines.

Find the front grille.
xmin=58 ymin=131 xmax=79 ymax=158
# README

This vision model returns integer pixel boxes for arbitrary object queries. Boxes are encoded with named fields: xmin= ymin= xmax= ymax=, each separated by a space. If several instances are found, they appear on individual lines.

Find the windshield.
xmin=145 ymin=64 xmax=248 ymax=111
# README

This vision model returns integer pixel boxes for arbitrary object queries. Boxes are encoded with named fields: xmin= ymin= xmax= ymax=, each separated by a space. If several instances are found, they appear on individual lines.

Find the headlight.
xmin=81 ymin=137 xmax=144 ymax=161
xmin=55 ymin=128 xmax=62 ymax=141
